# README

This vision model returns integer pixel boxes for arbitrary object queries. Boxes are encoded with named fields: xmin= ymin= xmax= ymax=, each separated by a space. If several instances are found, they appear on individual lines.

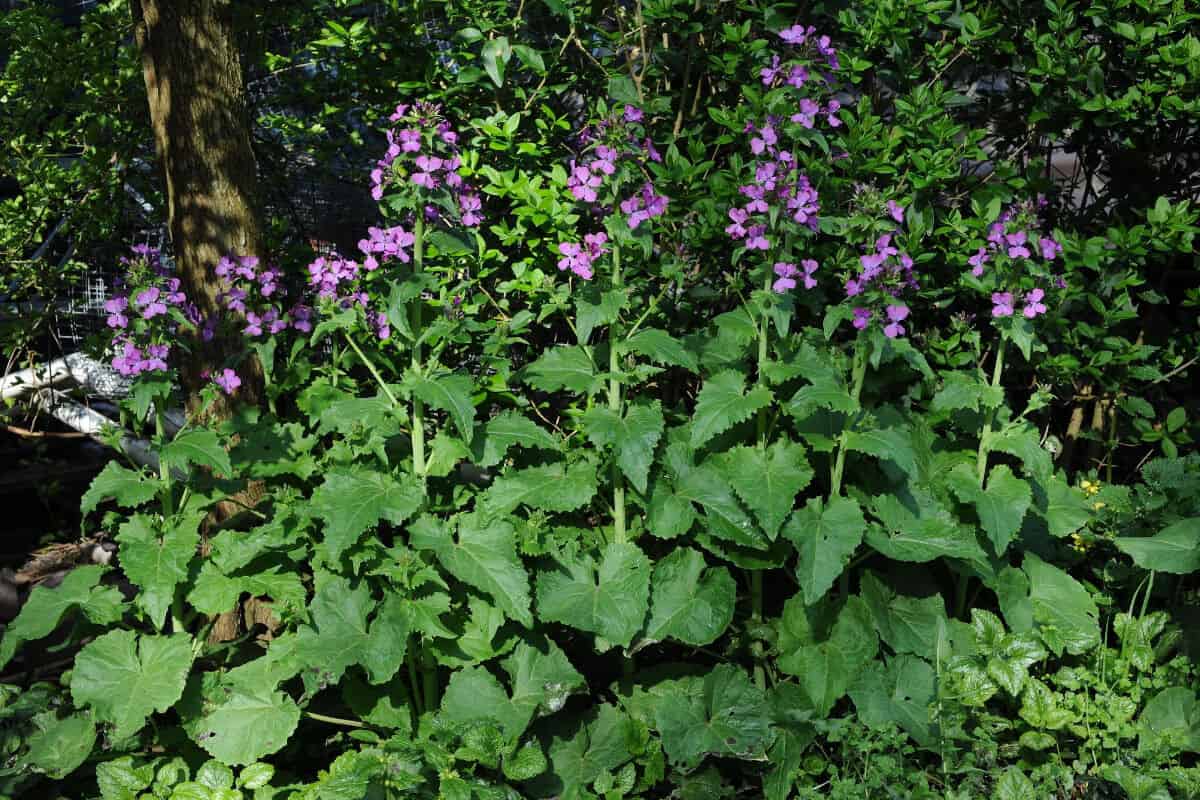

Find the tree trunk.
xmin=129 ymin=0 xmax=263 ymax=417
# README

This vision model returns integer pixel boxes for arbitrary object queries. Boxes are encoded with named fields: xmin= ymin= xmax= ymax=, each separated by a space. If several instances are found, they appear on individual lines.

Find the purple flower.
xmin=557 ymin=242 xmax=594 ymax=280
xmin=460 ymin=192 xmax=483 ymax=227
xmin=786 ymin=65 xmax=808 ymax=89
xmin=726 ymin=208 xmax=749 ymax=239
xmin=991 ymin=291 xmax=1015 ymax=317
xmin=643 ymin=139 xmax=662 ymax=163
xmin=568 ymin=162 xmax=602 ymax=203
xmin=1022 ymin=288 xmax=1048 ymax=318
xmin=772 ymin=262 xmax=798 ymax=293
xmin=1039 ymin=237 xmax=1062 ymax=260
xmin=750 ymin=125 xmax=777 ymax=155
xmin=761 ymin=55 xmax=782 ymax=86
xmin=883 ymin=304 xmax=909 ymax=338
xmin=244 ymin=312 xmax=264 ymax=337
xmin=412 ymin=155 xmax=443 ymax=189
xmin=621 ymin=182 xmax=669 ymax=230
xmin=779 ymin=24 xmax=812 ymax=44
xmin=398 ymin=129 xmax=421 ymax=153
xmin=290 ymin=304 xmax=313 ymax=333
xmin=791 ymin=98 xmax=819 ymax=129
xmin=887 ymin=200 xmax=905 ymax=224
xmin=213 ymin=368 xmax=241 ymax=395
xmin=800 ymin=259 xmax=819 ymax=289
xmin=852 ymin=307 xmax=872 ymax=330
xmin=968 ymin=247 xmax=989 ymax=277
xmin=1005 ymin=231 xmax=1030 ymax=259
xmin=135 ymin=287 xmax=167 ymax=319
xmin=825 ymin=99 xmax=842 ymax=128
xmin=745 ymin=225 xmax=770 ymax=251
xmin=623 ymin=105 xmax=644 ymax=123
xmin=105 ymin=296 xmax=129 ymax=329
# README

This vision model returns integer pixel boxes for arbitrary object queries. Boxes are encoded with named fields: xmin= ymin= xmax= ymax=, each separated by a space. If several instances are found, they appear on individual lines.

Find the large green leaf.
xmin=638 ymin=548 xmax=735 ymax=650
xmin=716 ymin=439 xmax=812 ymax=539
xmin=619 ymin=328 xmax=699 ymax=372
xmin=528 ymin=704 xmax=634 ymax=799
xmin=309 ymin=467 xmax=423 ymax=561
xmin=1115 ymin=518 xmax=1200 ymax=574
xmin=536 ymin=542 xmax=650 ymax=648
xmin=860 ymin=572 xmax=949 ymax=657
xmin=867 ymin=489 xmax=989 ymax=568
xmin=24 ymin=713 xmax=96 ymax=778
xmin=654 ymin=665 xmax=770 ymax=767
xmin=116 ymin=513 xmax=200 ymax=628
xmin=409 ymin=373 xmax=477 ymax=443
xmin=190 ymin=685 xmax=301 ymax=766
xmin=522 ymin=345 xmax=600 ymax=394
xmin=783 ymin=497 xmax=866 ymax=605
xmin=70 ymin=630 xmax=193 ymax=739
xmin=411 ymin=513 xmax=533 ymax=627
xmin=296 ymin=575 xmax=408 ymax=683
xmin=848 ymin=655 xmax=936 ymax=746
xmin=80 ymin=462 xmax=158 ymax=516
xmin=475 ymin=411 xmax=561 ymax=468
xmin=0 ymin=565 xmax=116 ymax=668
xmin=844 ymin=426 xmax=919 ymax=476
xmin=689 ymin=371 xmax=772 ymax=449
xmin=441 ymin=666 xmax=526 ymax=737
xmin=574 ymin=287 xmax=626 ymax=343
xmin=947 ymin=464 xmax=1032 ymax=555
xmin=931 ymin=371 xmax=1003 ymax=413
xmin=503 ymin=638 xmax=586 ymax=732
xmin=1023 ymin=553 xmax=1100 ymax=656
xmin=1039 ymin=473 xmax=1090 ymax=538
xmin=479 ymin=461 xmax=597 ymax=517
xmin=777 ymin=595 xmax=877 ymax=716
xmin=160 ymin=429 xmax=232 ymax=476
xmin=580 ymin=400 xmax=664 ymax=494
xmin=1138 ymin=687 xmax=1200 ymax=754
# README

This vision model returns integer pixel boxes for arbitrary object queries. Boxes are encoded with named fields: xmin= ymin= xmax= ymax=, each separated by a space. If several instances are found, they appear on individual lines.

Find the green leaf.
xmin=25 ymin=713 xmax=96 ymax=778
xmin=441 ymin=666 xmax=525 ymax=737
xmin=716 ymin=439 xmax=812 ymax=539
xmin=783 ymin=497 xmax=866 ymax=605
xmin=480 ymin=36 xmax=511 ymax=87
xmin=581 ymin=400 xmax=664 ymax=494
xmin=844 ymin=426 xmax=919 ymax=475
xmin=1040 ymin=473 xmax=1090 ymax=538
xmin=1138 ymin=687 xmax=1200 ymax=754
xmin=1023 ymin=553 xmax=1100 ymax=656
xmin=502 ymin=637 xmax=586 ymax=732
xmin=994 ymin=766 xmax=1036 ymax=800
xmin=81 ymin=462 xmax=159 ymax=516
xmin=529 ymin=704 xmax=633 ymax=798
xmin=931 ymin=372 xmax=1003 ymax=413
xmin=475 ymin=411 xmax=561 ymax=468
xmin=948 ymin=463 xmax=1032 ymax=555
xmin=536 ymin=542 xmax=650 ymax=648
xmin=619 ymin=328 xmax=699 ymax=372
xmin=860 ymin=573 xmax=949 ymax=657
xmin=309 ymin=467 xmax=423 ymax=561
xmin=70 ymin=630 xmax=193 ymax=740
xmin=188 ymin=682 xmax=301 ymax=766
xmin=522 ymin=345 xmax=600 ymax=394
xmin=1115 ymin=518 xmax=1200 ymax=574
xmin=160 ymin=429 xmax=232 ymax=476
xmin=575 ymin=288 xmax=626 ymax=343
xmin=655 ymin=665 xmax=770 ymax=767
xmin=297 ymin=576 xmax=409 ymax=683
xmin=690 ymin=371 xmax=772 ymax=449
xmin=848 ymin=655 xmax=936 ymax=746
xmin=117 ymin=513 xmax=200 ymax=628
xmin=786 ymin=374 xmax=857 ymax=419
xmin=313 ymin=392 xmax=399 ymax=437
xmin=409 ymin=373 xmax=476 ymax=443
xmin=0 ymin=565 xmax=110 ymax=668
xmin=411 ymin=513 xmax=533 ymax=628
xmin=638 ymin=548 xmax=735 ymax=650
xmin=867 ymin=490 xmax=989 ymax=568
xmin=96 ymin=756 xmax=156 ymax=799
xmin=479 ymin=461 xmax=597 ymax=517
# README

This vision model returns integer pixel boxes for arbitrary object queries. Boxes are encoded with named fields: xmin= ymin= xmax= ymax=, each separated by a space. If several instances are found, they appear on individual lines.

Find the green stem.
xmin=421 ymin=641 xmax=438 ymax=714
xmin=407 ymin=638 xmax=425 ymax=718
xmin=609 ymin=242 xmax=626 ymax=544
xmin=342 ymin=331 xmax=400 ymax=408
xmin=755 ymin=266 xmax=772 ymax=448
xmin=830 ymin=338 xmax=868 ymax=498
xmin=305 ymin=711 xmax=366 ymax=729
xmin=412 ymin=215 xmax=427 ymax=489
xmin=750 ymin=570 xmax=765 ymax=689
xmin=975 ymin=339 xmax=1006 ymax=486
xmin=154 ymin=401 xmax=171 ymax=517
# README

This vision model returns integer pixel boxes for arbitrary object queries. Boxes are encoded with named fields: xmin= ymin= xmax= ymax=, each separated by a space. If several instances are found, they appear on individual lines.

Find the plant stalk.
xmin=830 ymin=337 xmax=868 ymax=498
xmin=975 ymin=339 xmax=1006 ymax=486
xmin=609 ymin=242 xmax=626 ymax=544
xmin=411 ymin=214 xmax=427 ymax=489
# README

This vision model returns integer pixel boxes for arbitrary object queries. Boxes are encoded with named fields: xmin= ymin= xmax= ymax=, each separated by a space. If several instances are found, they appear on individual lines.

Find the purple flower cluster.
xmin=371 ymin=101 xmax=483 ymax=229
xmin=773 ymin=259 xmax=819 ymax=293
xmin=776 ymin=25 xmax=840 ymax=70
xmin=104 ymin=246 xmax=194 ymax=376
xmin=215 ymin=255 xmax=314 ymax=337
xmin=843 ymin=211 xmax=919 ymax=338
xmin=966 ymin=200 xmax=1064 ymax=322
xmin=727 ymin=139 xmax=821 ymax=255
xmin=557 ymin=232 xmax=608 ymax=280
xmin=619 ymin=182 xmax=670 ymax=230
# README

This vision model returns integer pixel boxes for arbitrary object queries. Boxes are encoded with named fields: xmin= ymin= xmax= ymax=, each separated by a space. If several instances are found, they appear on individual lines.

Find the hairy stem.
xmin=342 ymin=331 xmax=400 ymax=408
xmin=976 ymin=339 xmax=1006 ymax=486
xmin=830 ymin=337 xmax=868 ymax=498
xmin=609 ymin=242 xmax=626 ymax=544
xmin=411 ymin=214 xmax=427 ymax=489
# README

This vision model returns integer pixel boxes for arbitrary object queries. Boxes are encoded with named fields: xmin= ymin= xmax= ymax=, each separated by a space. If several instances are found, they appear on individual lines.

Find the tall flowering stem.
xmin=976 ymin=339 xmax=1006 ymax=486
xmin=829 ymin=336 xmax=869 ymax=499
xmin=411 ymin=215 xmax=428 ymax=491
xmin=609 ymin=243 xmax=627 ymax=544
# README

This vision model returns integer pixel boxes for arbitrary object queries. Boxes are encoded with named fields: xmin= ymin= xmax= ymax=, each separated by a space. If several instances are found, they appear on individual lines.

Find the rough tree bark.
xmin=129 ymin=0 xmax=264 ymax=417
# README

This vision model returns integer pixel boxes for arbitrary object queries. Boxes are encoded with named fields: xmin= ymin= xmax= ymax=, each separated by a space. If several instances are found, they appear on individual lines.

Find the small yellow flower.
xmin=1080 ymin=479 xmax=1101 ymax=496
xmin=1093 ymin=501 xmax=1106 ymax=511
xmin=1070 ymin=532 xmax=1093 ymax=553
